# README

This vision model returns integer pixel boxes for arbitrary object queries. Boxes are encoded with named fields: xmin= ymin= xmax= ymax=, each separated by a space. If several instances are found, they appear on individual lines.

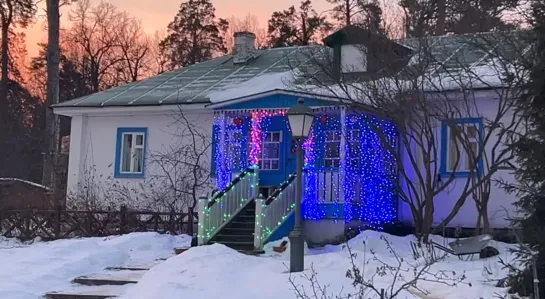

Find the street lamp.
xmin=286 ymin=98 xmax=315 ymax=273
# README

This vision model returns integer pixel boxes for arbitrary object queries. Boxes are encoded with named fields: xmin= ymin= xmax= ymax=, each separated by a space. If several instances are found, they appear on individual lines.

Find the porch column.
xmin=340 ymin=106 xmax=350 ymax=222
xmin=217 ymin=111 xmax=229 ymax=188
xmin=339 ymin=106 xmax=346 ymax=205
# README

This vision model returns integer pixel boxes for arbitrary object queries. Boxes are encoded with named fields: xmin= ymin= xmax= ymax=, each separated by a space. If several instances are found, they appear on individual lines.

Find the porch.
xmin=197 ymin=92 xmax=399 ymax=250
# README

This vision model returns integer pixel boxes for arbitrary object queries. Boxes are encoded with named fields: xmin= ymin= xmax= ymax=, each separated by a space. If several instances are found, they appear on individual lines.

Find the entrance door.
xmin=257 ymin=116 xmax=293 ymax=190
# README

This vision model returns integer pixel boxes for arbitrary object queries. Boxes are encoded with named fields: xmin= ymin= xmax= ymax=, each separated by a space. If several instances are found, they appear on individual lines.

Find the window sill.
xmin=114 ymin=172 xmax=145 ymax=179
xmin=440 ymin=170 xmax=481 ymax=178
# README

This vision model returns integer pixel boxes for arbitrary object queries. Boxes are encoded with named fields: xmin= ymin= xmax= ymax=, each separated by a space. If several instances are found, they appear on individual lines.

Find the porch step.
xmin=45 ymin=285 xmax=130 ymax=299
xmin=72 ymin=270 xmax=146 ymax=286
xmin=105 ymin=261 xmax=161 ymax=271
xmin=222 ymin=227 xmax=254 ymax=233
xmin=228 ymin=221 xmax=255 ymax=229
xmin=209 ymin=199 xmax=256 ymax=251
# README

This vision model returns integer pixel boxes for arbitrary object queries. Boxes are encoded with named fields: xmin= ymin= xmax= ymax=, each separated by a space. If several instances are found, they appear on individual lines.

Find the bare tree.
xmin=146 ymin=109 xmax=214 ymax=212
xmin=290 ymin=31 xmax=528 ymax=242
xmin=290 ymin=235 xmax=468 ymax=298
xmin=149 ymin=30 xmax=168 ymax=75
xmin=225 ymin=14 xmax=267 ymax=51
xmin=64 ymin=0 xmax=123 ymax=92
xmin=117 ymin=13 xmax=151 ymax=82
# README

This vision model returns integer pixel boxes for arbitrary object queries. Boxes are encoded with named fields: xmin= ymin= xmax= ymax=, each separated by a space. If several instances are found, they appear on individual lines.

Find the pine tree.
xmin=326 ymin=0 xmax=362 ymax=26
xmin=326 ymin=0 xmax=383 ymax=32
xmin=399 ymin=0 xmax=520 ymax=37
xmin=267 ymin=0 xmax=331 ymax=47
xmin=505 ymin=2 xmax=545 ymax=298
xmin=160 ymin=0 xmax=228 ymax=70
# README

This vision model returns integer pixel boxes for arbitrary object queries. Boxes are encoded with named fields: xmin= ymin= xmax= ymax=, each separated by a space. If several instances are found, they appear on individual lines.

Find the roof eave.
xmin=52 ymin=102 xmax=209 ymax=117
xmin=205 ymin=89 xmax=349 ymax=109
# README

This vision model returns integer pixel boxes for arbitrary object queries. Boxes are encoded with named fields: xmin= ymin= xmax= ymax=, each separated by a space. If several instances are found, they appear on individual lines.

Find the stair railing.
xmin=198 ymin=166 xmax=259 ymax=245
xmin=254 ymin=173 xmax=298 ymax=250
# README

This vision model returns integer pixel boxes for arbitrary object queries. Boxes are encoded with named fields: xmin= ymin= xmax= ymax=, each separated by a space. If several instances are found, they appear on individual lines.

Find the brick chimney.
xmin=233 ymin=31 xmax=256 ymax=64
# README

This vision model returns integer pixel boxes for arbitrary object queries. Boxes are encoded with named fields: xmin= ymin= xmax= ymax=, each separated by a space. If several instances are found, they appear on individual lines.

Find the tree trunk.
xmin=1 ymin=21 xmax=9 ymax=110
xmin=481 ymin=197 xmax=490 ymax=234
xmin=435 ymin=0 xmax=446 ymax=35
xmin=43 ymin=0 xmax=61 ymax=192
xmin=345 ymin=0 xmax=351 ymax=26
xmin=301 ymin=13 xmax=308 ymax=45
xmin=421 ymin=195 xmax=435 ymax=243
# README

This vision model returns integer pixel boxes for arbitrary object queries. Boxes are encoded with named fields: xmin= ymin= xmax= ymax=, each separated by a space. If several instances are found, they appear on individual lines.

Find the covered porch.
xmin=199 ymin=91 xmax=399 ymax=249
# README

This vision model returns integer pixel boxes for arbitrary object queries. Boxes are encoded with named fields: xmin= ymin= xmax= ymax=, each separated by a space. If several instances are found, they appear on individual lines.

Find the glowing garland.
xmin=300 ymin=110 xmax=398 ymax=228
xmin=213 ymin=107 xmax=398 ymax=235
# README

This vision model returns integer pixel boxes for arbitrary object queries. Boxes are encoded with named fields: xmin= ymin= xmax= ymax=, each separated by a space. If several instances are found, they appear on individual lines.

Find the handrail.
xmin=254 ymin=172 xmax=298 ymax=250
xmin=265 ymin=173 xmax=297 ymax=205
xmin=207 ymin=167 xmax=256 ymax=208
xmin=198 ymin=166 xmax=259 ymax=245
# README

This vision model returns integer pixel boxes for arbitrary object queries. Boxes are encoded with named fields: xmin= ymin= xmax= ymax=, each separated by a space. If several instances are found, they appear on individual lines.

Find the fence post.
xmin=197 ymin=195 xmax=207 ymax=245
xmin=254 ymin=194 xmax=265 ymax=251
xmin=119 ymin=205 xmax=127 ymax=235
xmin=187 ymin=211 xmax=194 ymax=236
xmin=54 ymin=205 xmax=61 ymax=238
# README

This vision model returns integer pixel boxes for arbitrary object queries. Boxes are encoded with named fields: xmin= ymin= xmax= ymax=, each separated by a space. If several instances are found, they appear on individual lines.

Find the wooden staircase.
xmin=208 ymin=199 xmax=256 ymax=252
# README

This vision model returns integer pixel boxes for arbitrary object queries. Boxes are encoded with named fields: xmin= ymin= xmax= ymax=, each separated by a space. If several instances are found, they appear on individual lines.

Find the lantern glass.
xmin=287 ymin=99 xmax=315 ymax=138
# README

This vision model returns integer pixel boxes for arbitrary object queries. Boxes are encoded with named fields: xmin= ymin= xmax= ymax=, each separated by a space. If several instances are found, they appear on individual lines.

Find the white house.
xmin=52 ymin=26 xmax=527 ymax=251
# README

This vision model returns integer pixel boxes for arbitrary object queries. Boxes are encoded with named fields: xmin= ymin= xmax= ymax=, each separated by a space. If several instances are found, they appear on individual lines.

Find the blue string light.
xmin=301 ymin=110 xmax=398 ymax=229
xmin=213 ymin=108 xmax=398 ymax=230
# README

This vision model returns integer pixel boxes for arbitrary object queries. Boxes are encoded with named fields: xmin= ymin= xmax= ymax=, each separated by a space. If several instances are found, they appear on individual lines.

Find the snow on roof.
xmin=0 ymin=178 xmax=51 ymax=191
xmin=208 ymin=57 xmax=514 ymax=107
xmin=207 ymin=71 xmax=296 ymax=103
xmin=51 ymin=31 xmax=530 ymax=109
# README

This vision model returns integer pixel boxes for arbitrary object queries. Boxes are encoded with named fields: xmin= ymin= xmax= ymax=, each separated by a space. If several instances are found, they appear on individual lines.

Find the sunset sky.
xmin=24 ymin=0 xmax=332 ymax=57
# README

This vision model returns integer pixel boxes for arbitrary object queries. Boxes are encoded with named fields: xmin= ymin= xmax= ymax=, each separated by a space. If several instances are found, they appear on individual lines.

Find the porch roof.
xmin=204 ymin=89 xmax=346 ymax=110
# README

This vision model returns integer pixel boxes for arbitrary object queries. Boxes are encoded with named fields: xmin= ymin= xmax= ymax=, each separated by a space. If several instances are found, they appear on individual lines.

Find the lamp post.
xmin=286 ymin=98 xmax=315 ymax=273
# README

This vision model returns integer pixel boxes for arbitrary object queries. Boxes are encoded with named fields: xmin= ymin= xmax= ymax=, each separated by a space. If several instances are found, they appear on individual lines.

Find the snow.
xmin=119 ymin=231 xmax=517 ymax=299
xmin=208 ymin=71 xmax=295 ymax=103
xmin=0 ymin=232 xmax=191 ymax=299
xmin=0 ymin=178 xmax=51 ymax=191
xmin=207 ymin=59 xmax=513 ymax=105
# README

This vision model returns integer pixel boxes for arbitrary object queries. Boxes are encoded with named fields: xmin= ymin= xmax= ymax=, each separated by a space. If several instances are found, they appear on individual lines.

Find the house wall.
xmin=397 ymin=89 xmax=518 ymax=228
xmin=66 ymin=106 xmax=216 ymax=209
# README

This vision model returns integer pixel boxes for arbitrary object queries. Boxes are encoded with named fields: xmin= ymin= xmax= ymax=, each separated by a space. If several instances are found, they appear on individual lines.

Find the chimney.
xmin=233 ymin=31 xmax=256 ymax=64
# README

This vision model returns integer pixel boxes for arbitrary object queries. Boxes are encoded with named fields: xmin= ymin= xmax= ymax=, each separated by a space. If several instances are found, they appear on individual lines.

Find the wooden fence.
xmin=0 ymin=206 xmax=197 ymax=241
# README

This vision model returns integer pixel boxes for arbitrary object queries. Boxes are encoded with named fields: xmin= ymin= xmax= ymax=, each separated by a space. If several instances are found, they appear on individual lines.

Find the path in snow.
xmin=0 ymin=232 xmax=191 ymax=299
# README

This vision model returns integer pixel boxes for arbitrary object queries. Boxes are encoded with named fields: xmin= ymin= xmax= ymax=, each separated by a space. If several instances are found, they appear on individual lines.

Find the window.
xmin=324 ymin=130 xmax=341 ymax=168
xmin=441 ymin=119 xmax=482 ymax=176
xmin=259 ymin=131 xmax=281 ymax=170
xmin=115 ymin=128 xmax=147 ymax=178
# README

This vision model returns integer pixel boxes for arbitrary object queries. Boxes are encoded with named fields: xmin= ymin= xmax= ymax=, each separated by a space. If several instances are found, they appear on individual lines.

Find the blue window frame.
xmin=440 ymin=118 xmax=484 ymax=177
xmin=114 ymin=127 xmax=148 ymax=178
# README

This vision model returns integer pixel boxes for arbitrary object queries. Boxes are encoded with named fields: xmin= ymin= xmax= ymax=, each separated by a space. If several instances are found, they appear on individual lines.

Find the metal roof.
xmin=52 ymin=31 xmax=530 ymax=109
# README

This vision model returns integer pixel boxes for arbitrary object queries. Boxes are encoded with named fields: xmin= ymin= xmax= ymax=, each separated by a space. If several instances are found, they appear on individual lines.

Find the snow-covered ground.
xmin=0 ymin=231 xmax=517 ymax=299
xmin=0 ymin=232 xmax=191 ymax=299
xmin=121 ymin=231 xmax=516 ymax=299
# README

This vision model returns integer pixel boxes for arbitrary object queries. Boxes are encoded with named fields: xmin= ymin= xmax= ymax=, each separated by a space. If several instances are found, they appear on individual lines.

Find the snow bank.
xmin=120 ymin=231 xmax=517 ymax=299
xmin=0 ymin=232 xmax=190 ymax=299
